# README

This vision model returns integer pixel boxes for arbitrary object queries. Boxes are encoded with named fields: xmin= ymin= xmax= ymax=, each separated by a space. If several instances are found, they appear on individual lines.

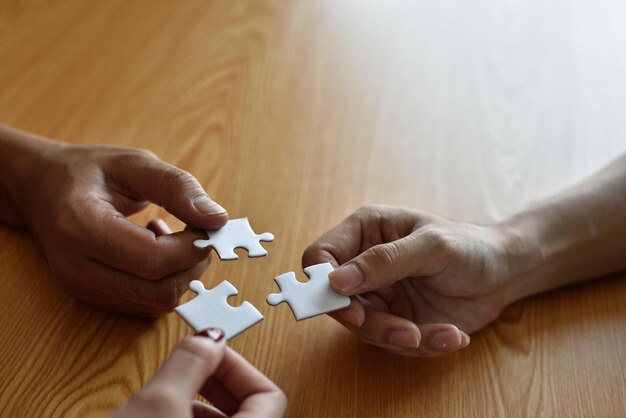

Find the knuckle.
xmin=421 ymin=229 xmax=452 ymax=253
xmin=354 ymin=205 xmax=369 ymax=215
xmin=351 ymin=205 xmax=386 ymax=228
xmin=52 ymin=208 xmax=79 ymax=243
xmin=161 ymin=167 xmax=199 ymax=192
xmin=141 ymin=256 xmax=170 ymax=280
xmin=302 ymin=241 xmax=340 ymax=267
xmin=301 ymin=243 xmax=321 ymax=264
xmin=418 ymin=229 xmax=457 ymax=269
xmin=353 ymin=205 xmax=375 ymax=219
xmin=370 ymin=242 xmax=400 ymax=266
xmin=98 ymin=213 xmax=126 ymax=258
xmin=115 ymin=149 xmax=158 ymax=167
xmin=355 ymin=204 xmax=386 ymax=218
xmin=367 ymin=203 xmax=387 ymax=213
xmin=136 ymin=148 xmax=159 ymax=161
xmin=144 ymin=280 xmax=180 ymax=312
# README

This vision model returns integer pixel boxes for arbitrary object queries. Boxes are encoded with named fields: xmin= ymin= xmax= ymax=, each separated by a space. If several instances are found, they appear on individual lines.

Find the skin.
xmin=0 ymin=125 xmax=287 ymax=415
xmin=0 ymin=124 xmax=228 ymax=316
xmin=303 ymin=153 xmax=626 ymax=357
xmin=1 ymin=123 xmax=624 ymax=414
xmin=109 ymin=330 xmax=287 ymax=418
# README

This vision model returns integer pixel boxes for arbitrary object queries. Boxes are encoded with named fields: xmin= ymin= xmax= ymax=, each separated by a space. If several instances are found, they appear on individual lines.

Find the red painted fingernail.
xmin=194 ymin=327 xmax=225 ymax=342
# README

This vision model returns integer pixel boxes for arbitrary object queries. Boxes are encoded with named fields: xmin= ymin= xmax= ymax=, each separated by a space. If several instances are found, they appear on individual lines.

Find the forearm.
xmin=498 ymin=153 xmax=626 ymax=303
xmin=0 ymin=124 xmax=60 ymax=226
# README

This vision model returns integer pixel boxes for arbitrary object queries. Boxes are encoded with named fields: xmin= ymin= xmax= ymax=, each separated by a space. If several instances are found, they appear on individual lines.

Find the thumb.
xmin=143 ymin=328 xmax=226 ymax=399
xmin=106 ymin=150 xmax=228 ymax=230
xmin=329 ymin=234 xmax=439 ymax=295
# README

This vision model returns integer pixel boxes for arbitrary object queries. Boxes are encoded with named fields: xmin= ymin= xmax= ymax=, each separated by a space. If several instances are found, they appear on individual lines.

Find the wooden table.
xmin=1 ymin=1 xmax=625 ymax=416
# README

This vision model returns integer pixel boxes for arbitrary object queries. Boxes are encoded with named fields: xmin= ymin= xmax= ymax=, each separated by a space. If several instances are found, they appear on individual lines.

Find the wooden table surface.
xmin=1 ymin=1 xmax=625 ymax=417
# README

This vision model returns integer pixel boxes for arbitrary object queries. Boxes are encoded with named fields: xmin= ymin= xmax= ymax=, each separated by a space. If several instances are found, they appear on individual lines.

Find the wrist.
xmin=493 ymin=213 xmax=556 ymax=305
xmin=0 ymin=124 xmax=63 ymax=225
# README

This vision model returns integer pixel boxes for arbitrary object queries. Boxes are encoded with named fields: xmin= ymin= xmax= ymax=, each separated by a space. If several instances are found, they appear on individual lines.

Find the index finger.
xmin=103 ymin=150 xmax=228 ymax=230
xmin=302 ymin=205 xmax=417 ymax=269
xmin=301 ymin=213 xmax=363 ymax=269
xmin=76 ymin=198 xmax=209 ymax=280
xmin=201 ymin=347 xmax=286 ymax=418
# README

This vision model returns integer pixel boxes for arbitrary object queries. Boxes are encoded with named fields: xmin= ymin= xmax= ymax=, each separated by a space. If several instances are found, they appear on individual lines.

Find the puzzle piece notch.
xmin=193 ymin=218 xmax=275 ymax=260
xmin=266 ymin=263 xmax=350 ymax=321
xmin=175 ymin=280 xmax=264 ymax=340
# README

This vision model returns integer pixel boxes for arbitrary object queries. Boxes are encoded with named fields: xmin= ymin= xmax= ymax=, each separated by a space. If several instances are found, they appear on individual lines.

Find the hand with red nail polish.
xmin=0 ymin=124 xmax=228 ymax=316
xmin=109 ymin=328 xmax=287 ymax=418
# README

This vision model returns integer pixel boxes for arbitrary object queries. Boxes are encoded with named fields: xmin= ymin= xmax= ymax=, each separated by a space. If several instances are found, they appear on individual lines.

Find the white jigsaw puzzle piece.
xmin=266 ymin=262 xmax=350 ymax=320
xmin=175 ymin=280 xmax=264 ymax=340
xmin=193 ymin=218 xmax=274 ymax=260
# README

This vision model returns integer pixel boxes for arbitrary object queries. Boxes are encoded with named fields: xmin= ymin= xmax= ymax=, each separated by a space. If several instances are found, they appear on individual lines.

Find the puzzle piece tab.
xmin=266 ymin=263 xmax=350 ymax=320
xmin=193 ymin=218 xmax=274 ymax=260
xmin=175 ymin=280 xmax=264 ymax=340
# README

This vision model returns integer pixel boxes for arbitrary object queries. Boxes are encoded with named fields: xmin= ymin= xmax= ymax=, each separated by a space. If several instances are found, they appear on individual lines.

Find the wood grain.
xmin=1 ymin=0 xmax=625 ymax=416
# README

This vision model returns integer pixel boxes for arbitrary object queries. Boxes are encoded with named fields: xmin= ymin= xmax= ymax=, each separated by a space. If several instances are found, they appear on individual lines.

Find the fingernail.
xmin=330 ymin=264 xmax=364 ymax=293
xmin=193 ymin=196 xmax=227 ymax=216
xmin=387 ymin=330 xmax=419 ymax=348
xmin=429 ymin=329 xmax=461 ymax=350
xmin=154 ymin=218 xmax=171 ymax=231
xmin=460 ymin=331 xmax=471 ymax=346
xmin=194 ymin=327 xmax=225 ymax=342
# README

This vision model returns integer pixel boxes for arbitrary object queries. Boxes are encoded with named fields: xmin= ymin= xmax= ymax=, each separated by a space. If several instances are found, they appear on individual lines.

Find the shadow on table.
xmin=279 ymin=272 xmax=626 ymax=417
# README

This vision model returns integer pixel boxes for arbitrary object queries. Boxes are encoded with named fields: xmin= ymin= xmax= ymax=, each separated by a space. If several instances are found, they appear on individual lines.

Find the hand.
xmin=303 ymin=205 xmax=516 ymax=357
xmin=1 ymin=127 xmax=227 ymax=316
xmin=109 ymin=328 xmax=287 ymax=418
